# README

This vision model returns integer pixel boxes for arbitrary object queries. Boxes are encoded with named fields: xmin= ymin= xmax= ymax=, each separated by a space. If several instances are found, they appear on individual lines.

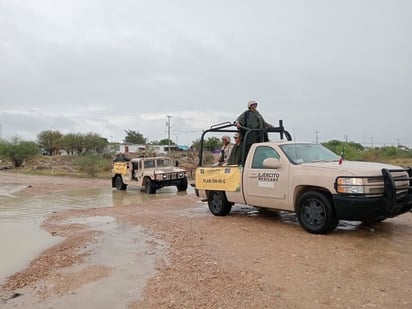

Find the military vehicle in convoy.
xmin=194 ymin=121 xmax=412 ymax=234
xmin=112 ymin=155 xmax=188 ymax=194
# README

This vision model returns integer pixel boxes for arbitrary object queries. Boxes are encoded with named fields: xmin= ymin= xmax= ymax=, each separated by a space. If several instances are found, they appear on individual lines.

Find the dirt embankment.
xmin=0 ymin=171 xmax=411 ymax=308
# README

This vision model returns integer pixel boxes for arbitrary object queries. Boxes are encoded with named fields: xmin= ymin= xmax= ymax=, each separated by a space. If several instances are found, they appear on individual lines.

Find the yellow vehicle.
xmin=112 ymin=156 xmax=188 ymax=194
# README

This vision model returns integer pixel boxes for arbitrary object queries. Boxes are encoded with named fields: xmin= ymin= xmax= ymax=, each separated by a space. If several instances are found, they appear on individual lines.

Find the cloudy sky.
xmin=1 ymin=0 xmax=411 ymax=147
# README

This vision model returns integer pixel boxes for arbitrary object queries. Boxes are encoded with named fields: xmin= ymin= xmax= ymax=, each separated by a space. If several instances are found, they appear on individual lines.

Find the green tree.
xmin=60 ymin=133 xmax=83 ymax=155
xmin=0 ymin=137 xmax=39 ymax=167
xmin=204 ymin=136 xmax=221 ymax=152
xmin=82 ymin=133 xmax=108 ymax=154
xmin=37 ymin=130 xmax=63 ymax=155
xmin=159 ymin=138 xmax=176 ymax=145
xmin=190 ymin=137 xmax=221 ymax=151
xmin=322 ymin=140 xmax=364 ymax=160
xmin=191 ymin=139 xmax=200 ymax=151
xmin=60 ymin=133 xmax=108 ymax=155
xmin=123 ymin=130 xmax=146 ymax=144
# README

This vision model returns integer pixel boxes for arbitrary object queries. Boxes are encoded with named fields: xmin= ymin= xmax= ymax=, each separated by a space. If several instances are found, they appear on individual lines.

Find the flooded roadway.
xmin=0 ymin=182 xmax=193 ymax=285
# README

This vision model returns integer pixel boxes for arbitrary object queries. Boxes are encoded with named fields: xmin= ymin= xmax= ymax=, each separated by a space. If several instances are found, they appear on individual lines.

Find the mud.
xmin=0 ymin=170 xmax=411 ymax=308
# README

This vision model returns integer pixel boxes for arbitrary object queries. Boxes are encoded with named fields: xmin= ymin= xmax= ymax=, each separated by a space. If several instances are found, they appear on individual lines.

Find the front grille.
xmin=382 ymin=168 xmax=412 ymax=213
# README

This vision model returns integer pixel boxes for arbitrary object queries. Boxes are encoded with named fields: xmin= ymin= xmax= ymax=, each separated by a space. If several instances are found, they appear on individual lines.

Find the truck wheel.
xmin=296 ymin=191 xmax=338 ymax=234
xmin=115 ymin=176 xmax=127 ymax=191
xmin=177 ymin=178 xmax=188 ymax=191
xmin=145 ymin=179 xmax=156 ymax=194
xmin=208 ymin=191 xmax=232 ymax=216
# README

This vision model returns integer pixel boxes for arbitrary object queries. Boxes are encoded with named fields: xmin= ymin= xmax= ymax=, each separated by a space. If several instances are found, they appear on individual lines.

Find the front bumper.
xmin=333 ymin=194 xmax=412 ymax=221
xmin=333 ymin=167 xmax=412 ymax=221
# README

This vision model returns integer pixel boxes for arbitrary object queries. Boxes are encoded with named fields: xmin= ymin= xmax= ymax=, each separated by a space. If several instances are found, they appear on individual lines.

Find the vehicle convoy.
xmin=194 ymin=121 xmax=412 ymax=234
xmin=112 ymin=155 xmax=188 ymax=194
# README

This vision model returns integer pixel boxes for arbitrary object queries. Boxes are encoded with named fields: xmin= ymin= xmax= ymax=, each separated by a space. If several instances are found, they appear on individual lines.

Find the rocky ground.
xmin=0 ymin=171 xmax=411 ymax=308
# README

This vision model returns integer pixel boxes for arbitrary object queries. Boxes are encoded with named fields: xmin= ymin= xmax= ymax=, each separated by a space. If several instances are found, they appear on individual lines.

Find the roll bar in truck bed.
xmin=197 ymin=120 xmax=292 ymax=167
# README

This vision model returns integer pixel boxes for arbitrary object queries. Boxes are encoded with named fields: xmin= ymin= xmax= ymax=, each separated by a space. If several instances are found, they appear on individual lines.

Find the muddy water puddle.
xmin=2 ymin=216 xmax=166 ymax=309
xmin=0 ymin=184 xmax=191 ymax=285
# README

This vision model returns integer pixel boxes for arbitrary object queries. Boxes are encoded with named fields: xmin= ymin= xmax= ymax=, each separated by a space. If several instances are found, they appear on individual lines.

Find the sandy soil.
xmin=0 ymin=171 xmax=411 ymax=308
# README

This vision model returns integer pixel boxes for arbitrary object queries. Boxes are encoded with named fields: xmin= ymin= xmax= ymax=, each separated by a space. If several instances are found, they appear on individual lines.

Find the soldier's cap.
xmin=247 ymin=100 xmax=258 ymax=108
xmin=234 ymin=132 xmax=241 ymax=138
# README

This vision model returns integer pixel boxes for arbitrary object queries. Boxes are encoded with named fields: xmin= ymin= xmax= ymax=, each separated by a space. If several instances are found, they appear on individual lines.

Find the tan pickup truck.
xmin=112 ymin=155 xmax=188 ymax=194
xmin=195 ymin=121 xmax=412 ymax=234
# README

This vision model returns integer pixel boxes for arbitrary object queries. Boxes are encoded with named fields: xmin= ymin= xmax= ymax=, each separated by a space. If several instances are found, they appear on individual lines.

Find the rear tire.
xmin=115 ymin=176 xmax=127 ymax=191
xmin=145 ymin=178 xmax=156 ymax=194
xmin=208 ymin=191 xmax=232 ymax=216
xmin=296 ymin=191 xmax=338 ymax=234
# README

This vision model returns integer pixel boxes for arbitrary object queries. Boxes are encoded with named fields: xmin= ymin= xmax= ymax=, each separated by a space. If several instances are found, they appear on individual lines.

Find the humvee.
xmin=112 ymin=155 xmax=188 ymax=194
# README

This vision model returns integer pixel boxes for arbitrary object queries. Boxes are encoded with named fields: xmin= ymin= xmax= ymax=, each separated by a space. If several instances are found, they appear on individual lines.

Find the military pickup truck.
xmin=194 ymin=121 xmax=412 ymax=234
xmin=112 ymin=155 xmax=188 ymax=194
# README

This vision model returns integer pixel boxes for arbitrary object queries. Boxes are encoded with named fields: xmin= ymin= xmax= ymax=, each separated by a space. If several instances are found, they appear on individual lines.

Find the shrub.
xmin=0 ymin=137 xmax=40 ymax=167
xmin=73 ymin=154 xmax=111 ymax=177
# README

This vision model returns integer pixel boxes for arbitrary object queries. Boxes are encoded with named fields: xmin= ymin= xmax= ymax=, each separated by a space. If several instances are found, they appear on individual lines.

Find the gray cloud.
xmin=1 ymin=0 xmax=411 ymax=147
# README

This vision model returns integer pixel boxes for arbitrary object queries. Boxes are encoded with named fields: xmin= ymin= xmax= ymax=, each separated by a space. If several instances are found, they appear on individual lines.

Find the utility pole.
xmin=314 ymin=130 xmax=319 ymax=143
xmin=166 ymin=115 xmax=171 ymax=153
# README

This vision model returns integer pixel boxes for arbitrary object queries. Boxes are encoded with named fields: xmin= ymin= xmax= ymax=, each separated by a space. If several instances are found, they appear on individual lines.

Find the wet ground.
xmin=1 ymin=171 xmax=411 ymax=308
xmin=0 ymin=181 xmax=192 ymax=284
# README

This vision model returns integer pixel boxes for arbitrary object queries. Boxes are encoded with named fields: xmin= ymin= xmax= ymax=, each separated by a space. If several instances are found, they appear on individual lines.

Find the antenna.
xmin=167 ymin=115 xmax=171 ymax=153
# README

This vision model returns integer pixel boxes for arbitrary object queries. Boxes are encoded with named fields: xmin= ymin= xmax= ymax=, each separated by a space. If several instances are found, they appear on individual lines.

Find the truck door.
xmin=244 ymin=145 xmax=287 ymax=208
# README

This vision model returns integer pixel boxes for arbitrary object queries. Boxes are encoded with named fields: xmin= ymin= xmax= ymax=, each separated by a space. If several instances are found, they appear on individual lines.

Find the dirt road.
xmin=1 ymin=171 xmax=411 ymax=308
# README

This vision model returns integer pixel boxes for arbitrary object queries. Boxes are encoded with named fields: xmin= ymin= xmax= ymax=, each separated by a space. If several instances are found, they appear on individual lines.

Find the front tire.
xmin=177 ymin=178 xmax=188 ymax=191
xmin=115 ymin=175 xmax=127 ymax=191
xmin=208 ymin=191 xmax=232 ymax=216
xmin=296 ymin=191 xmax=338 ymax=234
xmin=145 ymin=178 xmax=156 ymax=194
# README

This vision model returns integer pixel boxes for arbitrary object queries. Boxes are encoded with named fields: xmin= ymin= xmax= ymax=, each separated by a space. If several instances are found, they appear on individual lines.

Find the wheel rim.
xmin=116 ymin=177 xmax=122 ymax=190
xmin=301 ymin=198 xmax=325 ymax=228
xmin=210 ymin=192 xmax=223 ymax=213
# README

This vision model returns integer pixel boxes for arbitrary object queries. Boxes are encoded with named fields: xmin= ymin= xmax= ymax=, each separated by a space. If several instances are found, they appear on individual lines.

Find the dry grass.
xmin=380 ymin=158 xmax=412 ymax=168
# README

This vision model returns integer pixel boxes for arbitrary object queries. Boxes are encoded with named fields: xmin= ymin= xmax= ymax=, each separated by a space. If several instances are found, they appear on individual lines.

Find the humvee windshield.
xmin=156 ymin=158 xmax=173 ymax=167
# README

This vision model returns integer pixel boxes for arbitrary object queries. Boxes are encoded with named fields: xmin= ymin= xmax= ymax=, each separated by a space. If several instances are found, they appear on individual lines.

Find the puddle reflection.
xmin=112 ymin=186 xmax=192 ymax=207
xmin=0 ymin=185 xmax=195 ymax=224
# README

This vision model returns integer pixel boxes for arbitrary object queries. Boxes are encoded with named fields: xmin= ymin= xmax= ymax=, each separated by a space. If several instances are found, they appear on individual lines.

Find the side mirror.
xmin=263 ymin=158 xmax=281 ymax=169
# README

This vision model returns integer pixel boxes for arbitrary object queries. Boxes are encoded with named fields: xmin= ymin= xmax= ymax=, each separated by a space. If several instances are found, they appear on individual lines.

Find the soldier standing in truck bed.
xmin=235 ymin=100 xmax=273 ymax=154
xmin=227 ymin=132 xmax=244 ymax=165
xmin=217 ymin=135 xmax=234 ymax=166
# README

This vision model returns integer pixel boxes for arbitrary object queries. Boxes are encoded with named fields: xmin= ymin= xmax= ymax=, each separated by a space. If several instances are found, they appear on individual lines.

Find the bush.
xmin=73 ymin=154 xmax=111 ymax=177
xmin=0 ymin=137 xmax=40 ymax=167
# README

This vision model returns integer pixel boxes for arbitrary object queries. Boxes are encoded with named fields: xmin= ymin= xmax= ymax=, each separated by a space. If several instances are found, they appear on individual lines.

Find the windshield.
xmin=280 ymin=143 xmax=340 ymax=164
xmin=156 ymin=158 xmax=173 ymax=167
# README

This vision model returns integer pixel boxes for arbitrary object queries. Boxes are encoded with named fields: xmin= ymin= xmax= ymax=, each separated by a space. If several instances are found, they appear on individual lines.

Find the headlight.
xmin=336 ymin=177 xmax=365 ymax=194
xmin=155 ymin=174 xmax=168 ymax=180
